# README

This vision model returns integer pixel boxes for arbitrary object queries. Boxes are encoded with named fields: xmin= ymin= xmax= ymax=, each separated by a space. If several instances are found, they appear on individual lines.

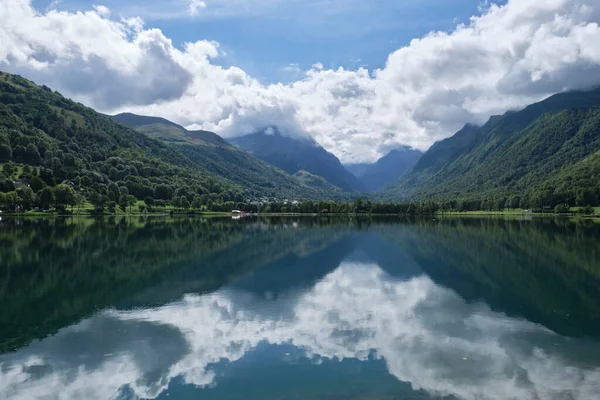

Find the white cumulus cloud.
xmin=188 ymin=0 xmax=206 ymax=16
xmin=93 ymin=5 xmax=110 ymax=17
xmin=1 ymin=0 xmax=600 ymax=162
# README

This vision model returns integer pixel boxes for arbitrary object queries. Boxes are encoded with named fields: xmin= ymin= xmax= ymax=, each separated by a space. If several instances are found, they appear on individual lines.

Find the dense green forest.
xmin=0 ymin=72 xmax=345 ymax=215
xmin=382 ymin=88 xmax=600 ymax=209
xmin=112 ymin=113 xmax=347 ymax=199
xmin=1 ymin=71 xmax=600 ymax=214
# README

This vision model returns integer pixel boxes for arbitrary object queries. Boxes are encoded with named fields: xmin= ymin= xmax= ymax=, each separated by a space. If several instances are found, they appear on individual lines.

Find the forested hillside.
xmin=0 ymin=72 xmax=342 ymax=214
xmin=112 ymin=113 xmax=346 ymax=200
xmin=382 ymin=88 xmax=600 ymax=209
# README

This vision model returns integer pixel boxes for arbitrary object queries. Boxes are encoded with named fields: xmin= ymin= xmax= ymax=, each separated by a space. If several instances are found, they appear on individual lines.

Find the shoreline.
xmin=1 ymin=210 xmax=598 ymax=220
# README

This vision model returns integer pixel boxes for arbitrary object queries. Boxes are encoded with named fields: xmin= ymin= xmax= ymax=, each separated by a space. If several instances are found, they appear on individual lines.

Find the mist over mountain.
xmin=230 ymin=129 xmax=365 ymax=193
xmin=111 ymin=114 xmax=346 ymax=199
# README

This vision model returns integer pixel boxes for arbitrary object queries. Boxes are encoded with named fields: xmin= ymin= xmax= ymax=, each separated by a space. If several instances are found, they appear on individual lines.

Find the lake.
xmin=1 ymin=216 xmax=600 ymax=399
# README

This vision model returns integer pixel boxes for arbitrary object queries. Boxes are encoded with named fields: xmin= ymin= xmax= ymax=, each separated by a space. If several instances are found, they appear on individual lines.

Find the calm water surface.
xmin=1 ymin=216 xmax=600 ymax=399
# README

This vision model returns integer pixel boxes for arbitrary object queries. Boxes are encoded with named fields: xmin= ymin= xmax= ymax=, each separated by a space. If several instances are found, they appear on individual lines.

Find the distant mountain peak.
xmin=230 ymin=129 xmax=364 ymax=192
xmin=257 ymin=126 xmax=318 ymax=146
xmin=345 ymin=146 xmax=423 ymax=192
xmin=112 ymin=112 xmax=185 ymax=131
xmin=263 ymin=126 xmax=277 ymax=136
xmin=388 ymin=145 xmax=416 ymax=154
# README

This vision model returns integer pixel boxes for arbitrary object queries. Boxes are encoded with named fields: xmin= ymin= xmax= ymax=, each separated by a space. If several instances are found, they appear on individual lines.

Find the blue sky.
xmin=17 ymin=0 xmax=593 ymax=162
xmin=32 ymin=0 xmax=503 ymax=83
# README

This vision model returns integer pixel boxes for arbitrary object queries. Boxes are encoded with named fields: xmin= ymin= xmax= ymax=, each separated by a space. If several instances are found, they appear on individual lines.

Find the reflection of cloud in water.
xmin=2 ymin=262 xmax=600 ymax=399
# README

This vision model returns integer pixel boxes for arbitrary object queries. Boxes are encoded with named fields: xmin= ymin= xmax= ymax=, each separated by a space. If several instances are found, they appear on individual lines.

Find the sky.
xmin=2 ymin=0 xmax=600 ymax=163
xmin=31 ymin=0 xmax=498 ymax=83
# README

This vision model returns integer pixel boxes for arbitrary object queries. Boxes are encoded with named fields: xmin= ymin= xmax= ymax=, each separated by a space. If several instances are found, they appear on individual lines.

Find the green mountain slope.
xmin=0 ymin=72 xmax=250 ymax=204
xmin=112 ymin=113 xmax=230 ymax=147
xmin=112 ymin=113 xmax=346 ymax=199
xmin=230 ymin=129 xmax=365 ymax=192
xmin=382 ymin=88 xmax=600 ymax=206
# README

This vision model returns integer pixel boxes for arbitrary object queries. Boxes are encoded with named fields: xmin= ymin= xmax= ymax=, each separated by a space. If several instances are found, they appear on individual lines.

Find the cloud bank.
xmin=1 ymin=261 xmax=600 ymax=400
xmin=2 ymin=0 xmax=600 ymax=162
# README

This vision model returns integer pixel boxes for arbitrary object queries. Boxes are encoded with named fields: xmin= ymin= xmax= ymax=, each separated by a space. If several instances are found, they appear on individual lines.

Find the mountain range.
xmin=0 ymin=72 xmax=344 ymax=206
xmin=382 ymin=88 xmax=600 ymax=206
xmin=345 ymin=146 xmax=423 ymax=193
xmin=2 ymin=71 xmax=600 ymax=209
xmin=112 ymin=116 xmax=423 ymax=196
xmin=111 ymin=113 xmax=347 ymax=198
xmin=230 ymin=129 xmax=365 ymax=192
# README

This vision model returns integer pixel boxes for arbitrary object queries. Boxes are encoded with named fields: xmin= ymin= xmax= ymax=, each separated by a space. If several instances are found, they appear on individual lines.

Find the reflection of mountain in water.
xmin=3 ymin=260 xmax=600 ymax=400
xmin=377 ymin=219 xmax=600 ymax=339
xmin=3 ymin=218 xmax=600 ymax=399
xmin=0 ymin=217 xmax=349 ymax=352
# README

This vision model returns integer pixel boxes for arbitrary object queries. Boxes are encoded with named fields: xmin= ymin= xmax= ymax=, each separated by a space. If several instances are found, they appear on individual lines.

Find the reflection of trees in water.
xmin=0 ymin=216 xmax=350 ymax=353
xmin=375 ymin=218 xmax=600 ymax=339
xmin=2 ymin=216 xmax=600 ymax=354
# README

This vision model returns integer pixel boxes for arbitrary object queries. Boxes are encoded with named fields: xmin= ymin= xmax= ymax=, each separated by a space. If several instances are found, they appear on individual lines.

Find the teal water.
xmin=1 ymin=217 xmax=600 ymax=399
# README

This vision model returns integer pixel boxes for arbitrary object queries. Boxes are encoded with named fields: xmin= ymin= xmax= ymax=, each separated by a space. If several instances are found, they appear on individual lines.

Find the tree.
xmin=25 ymin=143 xmax=41 ymax=164
xmin=39 ymin=168 xmax=55 ymax=186
xmin=54 ymin=184 xmax=77 ymax=209
xmin=174 ymin=187 xmax=191 ymax=201
xmin=494 ymin=198 xmax=505 ymax=211
xmin=144 ymin=196 xmax=155 ymax=207
xmin=89 ymin=192 xmax=106 ymax=212
xmin=480 ymin=200 xmax=489 ymax=211
xmin=119 ymin=195 xmax=128 ymax=212
xmin=2 ymin=162 xmax=14 ymax=175
xmin=37 ymin=187 xmax=55 ymax=210
xmin=191 ymin=195 xmax=202 ymax=209
xmin=0 ymin=143 xmax=11 ymax=161
xmin=554 ymin=204 xmax=570 ymax=214
xmin=154 ymin=184 xmax=173 ymax=200
xmin=180 ymin=195 xmax=190 ymax=210
xmin=63 ymin=154 xmax=76 ymax=167
xmin=75 ymin=192 xmax=86 ymax=215
xmin=576 ymin=189 xmax=596 ymax=207
xmin=127 ymin=195 xmax=137 ymax=212
xmin=0 ymin=179 xmax=15 ymax=192
xmin=108 ymin=182 xmax=120 ymax=202
xmin=29 ymin=175 xmax=45 ymax=192
xmin=16 ymin=186 xmax=35 ymax=210
xmin=3 ymin=192 xmax=19 ymax=211
xmin=352 ymin=198 xmax=363 ymax=213
xmin=171 ymin=196 xmax=181 ymax=208
xmin=505 ymin=195 xmax=520 ymax=210
xmin=12 ymin=145 xmax=26 ymax=162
